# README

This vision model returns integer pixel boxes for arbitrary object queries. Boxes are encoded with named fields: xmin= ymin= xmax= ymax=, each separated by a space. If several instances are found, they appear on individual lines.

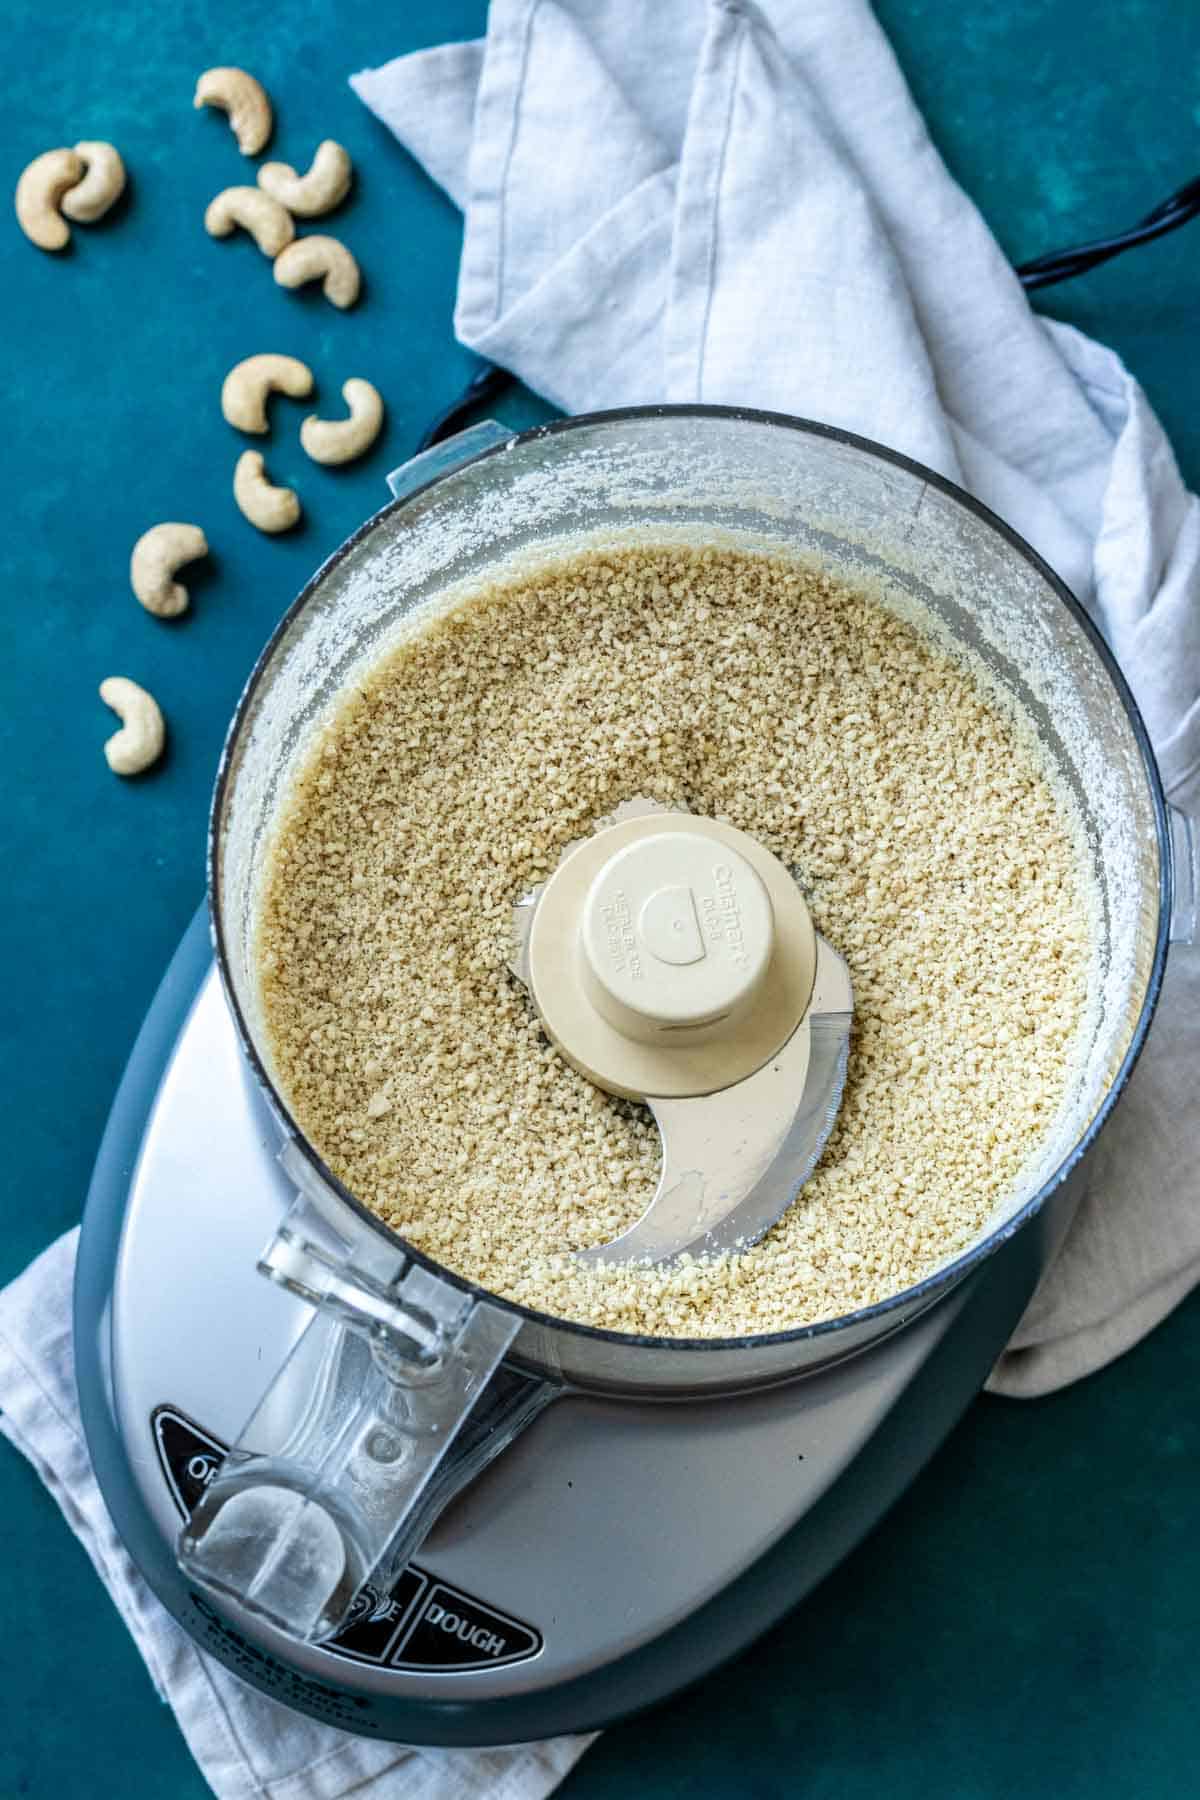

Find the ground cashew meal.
xmin=257 ymin=543 xmax=1091 ymax=1337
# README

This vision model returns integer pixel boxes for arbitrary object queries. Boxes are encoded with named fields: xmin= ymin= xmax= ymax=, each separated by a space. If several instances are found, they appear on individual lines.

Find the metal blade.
xmin=575 ymin=938 xmax=852 ymax=1266
xmin=506 ymin=799 xmax=853 ymax=1269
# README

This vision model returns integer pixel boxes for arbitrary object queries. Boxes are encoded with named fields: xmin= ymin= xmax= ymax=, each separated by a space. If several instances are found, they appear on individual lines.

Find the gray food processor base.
xmin=75 ymin=911 xmax=1044 ymax=1748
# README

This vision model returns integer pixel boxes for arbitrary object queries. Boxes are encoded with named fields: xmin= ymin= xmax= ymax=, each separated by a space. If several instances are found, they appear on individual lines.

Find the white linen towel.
xmin=2 ymin=4 xmax=1198 ymax=1797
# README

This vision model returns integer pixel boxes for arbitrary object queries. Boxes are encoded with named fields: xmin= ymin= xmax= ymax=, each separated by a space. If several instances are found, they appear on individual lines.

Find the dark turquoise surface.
xmin=1 ymin=2 xmax=1198 ymax=1794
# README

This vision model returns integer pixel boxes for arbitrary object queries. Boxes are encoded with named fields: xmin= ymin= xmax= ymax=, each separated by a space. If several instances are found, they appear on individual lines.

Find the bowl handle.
xmin=385 ymin=418 xmax=513 ymax=503
xmin=1168 ymin=804 xmax=1198 ymax=945
xmin=176 ymin=1146 xmax=556 ymax=1646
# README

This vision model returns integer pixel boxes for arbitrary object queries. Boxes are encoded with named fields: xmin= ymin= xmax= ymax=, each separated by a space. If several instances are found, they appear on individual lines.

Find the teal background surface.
xmin=2 ymin=1 xmax=1198 ymax=1794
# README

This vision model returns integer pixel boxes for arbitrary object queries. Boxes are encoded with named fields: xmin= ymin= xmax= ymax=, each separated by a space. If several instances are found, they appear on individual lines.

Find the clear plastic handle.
xmin=386 ymin=418 xmax=512 ymax=502
xmin=177 ymin=1150 xmax=552 ymax=1644
xmin=1168 ymin=803 xmax=1198 ymax=945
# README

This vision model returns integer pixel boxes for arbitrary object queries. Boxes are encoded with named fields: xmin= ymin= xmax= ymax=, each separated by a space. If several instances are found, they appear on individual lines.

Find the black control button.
xmin=393 ymin=1581 xmax=541 ymax=1671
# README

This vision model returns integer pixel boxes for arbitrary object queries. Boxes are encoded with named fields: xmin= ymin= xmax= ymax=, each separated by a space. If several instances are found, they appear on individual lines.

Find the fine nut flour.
xmin=257 ymin=544 xmax=1091 ymax=1337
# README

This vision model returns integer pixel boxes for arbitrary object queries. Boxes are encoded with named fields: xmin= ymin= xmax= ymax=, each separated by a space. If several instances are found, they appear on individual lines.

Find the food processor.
xmin=75 ymin=407 xmax=1193 ymax=1747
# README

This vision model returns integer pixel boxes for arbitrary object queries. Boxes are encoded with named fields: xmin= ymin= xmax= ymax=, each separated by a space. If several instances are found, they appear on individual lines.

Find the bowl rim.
xmin=208 ymin=402 xmax=1172 ymax=1359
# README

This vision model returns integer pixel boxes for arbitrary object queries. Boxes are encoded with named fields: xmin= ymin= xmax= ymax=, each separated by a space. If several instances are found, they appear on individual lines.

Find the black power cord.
xmin=419 ymin=175 xmax=1200 ymax=449
xmin=1015 ymin=172 xmax=1200 ymax=289
xmin=416 ymin=363 xmax=517 ymax=451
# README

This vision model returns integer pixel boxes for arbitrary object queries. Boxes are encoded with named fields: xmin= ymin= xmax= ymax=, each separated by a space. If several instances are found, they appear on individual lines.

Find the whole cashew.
xmin=15 ymin=148 xmax=85 ymax=251
xmin=258 ymin=140 xmax=352 ymax=217
xmin=234 ymin=451 xmax=301 ymax=533
xmin=130 ymin=522 xmax=209 ymax=619
xmin=61 ymin=141 xmax=126 ymax=222
xmin=100 ymin=677 xmax=165 ymax=776
xmin=300 ymin=379 xmax=385 ymax=466
xmin=221 ymin=353 xmax=314 ymax=434
xmin=194 ymin=67 xmax=273 ymax=156
xmin=205 ymin=187 xmax=294 ymax=257
xmin=273 ymin=235 xmax=361 ymax=308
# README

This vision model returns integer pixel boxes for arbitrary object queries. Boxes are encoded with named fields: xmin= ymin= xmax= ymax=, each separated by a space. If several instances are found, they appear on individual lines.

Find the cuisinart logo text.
xmin=703 ymin=863 xmax=749 ymax=968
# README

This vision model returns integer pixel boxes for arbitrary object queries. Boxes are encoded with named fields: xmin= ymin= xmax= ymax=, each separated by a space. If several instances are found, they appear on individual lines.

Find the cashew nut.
xmin=273 ymin=235 xmax=361 ymax=308
xmin=194 ymin=67 xmax=273 ymax=156
xmin=15 ymin=148 xmax=85 ymax=250
xmin=130 ymin=522 xmax=209 ymax=619
xmin=220 ymin=352 xmax=314 ymax=435
xmin=300 ymin=379 xmax=385 ymax=466
xmin=234 ymin=451 xmax=300 ymax=533
xmin=258 ymin=140 xmax=352 ymax=217
xmin=205 ymin=186 xmax=294 ymax=257
xmin=100 ymin=677 xmax=165 ymax=776
xmin=60 ymin=141 xmax=126 ymax=222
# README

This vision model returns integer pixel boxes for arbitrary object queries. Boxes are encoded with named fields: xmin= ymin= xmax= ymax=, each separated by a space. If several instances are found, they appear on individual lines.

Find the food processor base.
xmin=75 ymin=911 xmax=1047 ymax=1747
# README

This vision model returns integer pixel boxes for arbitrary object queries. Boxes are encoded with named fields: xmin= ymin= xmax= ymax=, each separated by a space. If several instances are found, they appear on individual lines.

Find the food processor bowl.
xmin=192 ymin=406 xmax=1173 ymax=1646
